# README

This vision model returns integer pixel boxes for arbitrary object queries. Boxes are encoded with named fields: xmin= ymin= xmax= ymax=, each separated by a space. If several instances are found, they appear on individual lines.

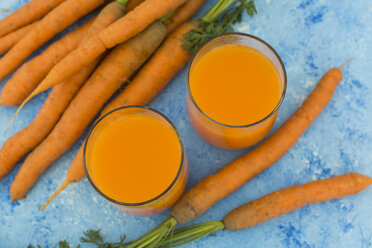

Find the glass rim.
xmin=83 ymin=105 xmax=185 ymax=207
xmin=187 ymin=32 xmax=287 ymax=129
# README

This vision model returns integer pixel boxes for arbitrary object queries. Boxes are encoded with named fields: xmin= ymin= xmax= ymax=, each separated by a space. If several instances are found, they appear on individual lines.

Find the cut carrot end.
xmin=339 ymin=58 xmax=353 ymax=70
xmin=41 ymin=179 xmax=70 ymax=211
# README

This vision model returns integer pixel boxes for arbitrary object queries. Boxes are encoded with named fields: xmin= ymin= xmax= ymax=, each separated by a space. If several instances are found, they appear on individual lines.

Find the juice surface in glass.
xmin=187 ymin=34 xmax=286 ymax=149
xmin=85 ymin=106 xmax=188 ymax=216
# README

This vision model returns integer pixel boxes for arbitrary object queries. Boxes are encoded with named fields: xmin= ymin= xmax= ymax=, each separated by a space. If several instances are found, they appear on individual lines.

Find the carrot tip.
xmin=339 ymin=58 xmax=353 ymax=70
xmin=41 ymin=179 xmax=70 ymax=211
xmin=5 ymin=99 xmax=27 ymax=133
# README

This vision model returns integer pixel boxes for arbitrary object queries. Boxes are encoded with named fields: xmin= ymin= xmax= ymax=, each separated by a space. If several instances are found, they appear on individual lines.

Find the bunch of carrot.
xmin=0 ymin=0 xmax=208 ymax=202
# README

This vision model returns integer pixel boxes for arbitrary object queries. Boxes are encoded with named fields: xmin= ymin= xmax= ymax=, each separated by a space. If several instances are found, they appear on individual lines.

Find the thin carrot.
xmin=21 ymin=0 xmax=188 ymax=105
xmin=163 ymin=0 xmax=205 ymax=35
xmin=0 ymin=0 xmax=65 ymax=37
xmin=155 ymin=173 xmax=372 ymax=248
xmin=0 ymin=19 xmax=93 ymax=107
xmin=0 ymin=21 xmax=38 ymax=55
xmin=10 ymin=21 xmax=166 ymax=201
xmin=224 ymin=173 xmax=372 ymax=230
xmin=0 ymin=1 xmax=127 ymax=180
xmin=41 ymin=17 xmax=201 ymax=211
xmin=103 ymin=21 xmax=199 ymax=115
xmin=0 ymin=0 xmax=105 ymax=83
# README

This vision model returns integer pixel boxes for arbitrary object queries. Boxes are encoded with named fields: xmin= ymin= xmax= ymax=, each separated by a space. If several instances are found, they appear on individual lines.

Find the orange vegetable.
xmin=0 ymin=1 xmax=127 ymax=179
xmin=0 ymin=0 xmax=105 ymax=83
xmin=42 ymin=20 xmax=200 ymax=211
xmin=10 ymin=21 xmax=166 ymax=201
xmin=0 ymin=19 xmax=92 ymax=106
xmin=164 ymin=0 xmax=206 ymax=35
xmin=0 ymin=21 xmax=38 ymax=55
xmin=126 ymin=0 xmax=145 ymax=11
xmin=0 ymin=0 xmax=65 ymax=37
xmin=224 ymin=173 xmax=372 ymax=230
xmin=171 ymin=61 xmax=351 ymax=225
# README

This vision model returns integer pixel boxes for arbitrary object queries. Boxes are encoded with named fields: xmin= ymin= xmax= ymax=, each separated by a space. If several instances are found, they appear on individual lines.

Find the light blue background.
xmin=1 ymin=0 xmax=371 ymax=247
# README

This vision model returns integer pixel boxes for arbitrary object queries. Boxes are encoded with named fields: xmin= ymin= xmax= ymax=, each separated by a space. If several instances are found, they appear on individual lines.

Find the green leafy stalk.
xmin=160 ymin=9 xmax=177 ymax=23
xmin=81 ymin=229 xmax=127 ymax=248
xmin=158 ymin=221 xmax=225 ymax=248
xmin=182 ymin=0 xmax=257 ymax=54
xmin=116 ymin=0 xmax=130 ymax=6
xmin=126 ymin=217 xmax=178 ymax=248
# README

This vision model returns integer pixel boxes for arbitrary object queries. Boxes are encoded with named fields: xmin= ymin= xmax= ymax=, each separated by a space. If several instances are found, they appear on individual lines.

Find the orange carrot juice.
xmin=84 ymin=106 xmax=188 ymax=216
xmin=187 ymin=34 xmax=286 ymax=149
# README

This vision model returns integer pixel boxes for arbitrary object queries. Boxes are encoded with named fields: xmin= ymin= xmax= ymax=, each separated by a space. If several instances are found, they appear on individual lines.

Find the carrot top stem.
xmin=158 ymin=221 xmax=224 ymax=248
xmin=202 ymin=0 xmax=234 ymax=22
xmin=160 ymin=9 xmax=177 ymax=22
xmin=126 ymin=217 xmax=177 ymax=248
xmin=116 ymin=0 xmax=129 ymax=5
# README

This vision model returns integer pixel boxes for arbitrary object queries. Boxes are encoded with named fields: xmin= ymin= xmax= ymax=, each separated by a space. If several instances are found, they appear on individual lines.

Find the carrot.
xmin=0 ymin=1 xmax=127 ymax=180
xmin=9 ymin=21 xmax=166 ymax=201
xmin=0 ymin=0 xmax=65 ymax=37
xmin=123 ymin=61 xmax=351 ymax=247
xmin=0 ymin=21 xmax=38 ymax=55
xmin=224 ymin=173 xmax=372 ymax=230
xmin=0 ymin=0 xmax=105 ymax=83
xmin=0 ymin=19 xmax=92 ymax=107
xmin=41 ymin=18 xmax=202 ymax=211
xmin=21 ymin=0 xmax=188 ymax=105
xmin=163 ymin=0 xmax=205 ymax=35
xmin=170 ymin=61 xmax=352 ymax=225
xmin=155 ymin=173 xmax=372 ymax=248
xmin=103 ymin=21 xmax=199 ymax=115
xmin=126 ymin=0 xmax=146 ymax=11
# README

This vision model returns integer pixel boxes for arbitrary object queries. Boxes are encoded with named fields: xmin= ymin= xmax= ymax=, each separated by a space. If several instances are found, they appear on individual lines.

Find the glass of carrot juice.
xmin=84 ymin=106 xmax=188 ymax=216
xmin=187 ymin=33 xmax=287 ymax=149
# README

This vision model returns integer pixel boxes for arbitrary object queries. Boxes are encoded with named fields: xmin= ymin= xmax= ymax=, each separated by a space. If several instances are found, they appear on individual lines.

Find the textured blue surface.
xmin=1 ymin=0 xmax=372 ymax=247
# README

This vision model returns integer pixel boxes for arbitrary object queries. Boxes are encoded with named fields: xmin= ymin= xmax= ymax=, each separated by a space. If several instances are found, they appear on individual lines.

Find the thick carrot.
xmin=170 ymin=63 xmax=350 ymax=225
xmin=103 ymin=21 xmax=199 ymax=115
xmin=0 ymin=0 xmax=105 ymax=83
xmin=41 ymin=20 xmax=200 ymax=210
xmin=0 ymin=21 xmax=38 ymax=55
xmin=0 ymin=0 xmax=65 ymax=37
xmin=156 ymin=173 xmax=372 ymax=248
xmin=126 ymin=0 xmax=145 ymax=11
xmin=0 ymin=19 xmax=92 ymax=107
xmin=224 ymin=173 xmax=372 ymax=230
xmin=24 ymin=0 xmax=188 ymax=102
xmin=10 ymin=21 xmax=166 ymax=201
xmin=164 ymin=0 xmax=205 ymax=35
xmin=0 ymin=1 xmax=127 ymax=180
